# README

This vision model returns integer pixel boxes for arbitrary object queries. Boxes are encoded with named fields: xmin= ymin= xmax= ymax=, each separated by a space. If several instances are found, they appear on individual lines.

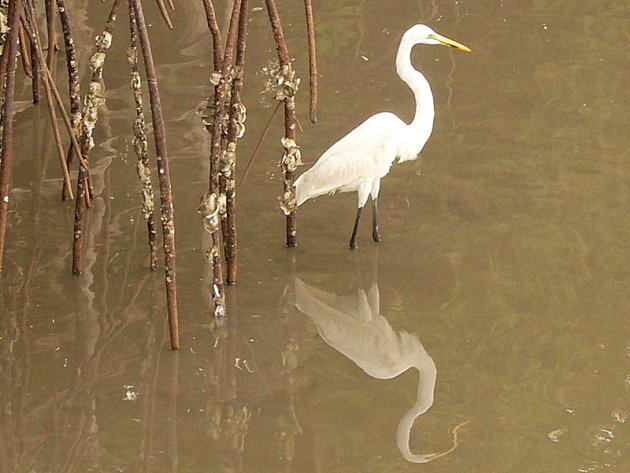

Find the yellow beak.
xmin=429 ymin=33 xmax=471 ymax=52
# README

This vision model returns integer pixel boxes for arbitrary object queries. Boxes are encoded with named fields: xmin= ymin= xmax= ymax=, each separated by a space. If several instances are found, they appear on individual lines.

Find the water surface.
xmin=1 ymin=1 xmax=628 ymax=472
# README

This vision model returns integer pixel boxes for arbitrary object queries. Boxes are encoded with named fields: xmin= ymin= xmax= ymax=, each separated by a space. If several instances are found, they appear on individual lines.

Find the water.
xmin=1 ymin=1 xmax=628 ymax=472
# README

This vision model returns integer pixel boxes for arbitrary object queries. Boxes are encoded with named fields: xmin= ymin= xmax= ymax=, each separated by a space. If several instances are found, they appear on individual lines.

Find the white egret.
xmin=294 ymin=25 xmax=470 ymax=248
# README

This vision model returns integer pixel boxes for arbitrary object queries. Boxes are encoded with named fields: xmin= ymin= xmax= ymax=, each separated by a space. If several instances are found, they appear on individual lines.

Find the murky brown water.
xmin=1 ymin=1 xmax=629 ymax=472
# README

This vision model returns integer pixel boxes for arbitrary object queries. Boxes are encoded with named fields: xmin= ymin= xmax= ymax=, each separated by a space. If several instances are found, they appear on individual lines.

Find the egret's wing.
xmin=295 ymin=113 xmax=405 ymax=204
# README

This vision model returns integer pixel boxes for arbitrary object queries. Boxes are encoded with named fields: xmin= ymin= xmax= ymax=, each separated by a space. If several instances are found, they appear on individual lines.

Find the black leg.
xmin=349 ymin=206 xmax=363 ymax=249
xmin=372 ymin=198 xmax=381 ymax=242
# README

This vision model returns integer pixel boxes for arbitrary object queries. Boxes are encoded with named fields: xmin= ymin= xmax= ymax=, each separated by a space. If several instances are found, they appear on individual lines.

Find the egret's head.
xmin=407 ymin=24 xmax=471 ymax=52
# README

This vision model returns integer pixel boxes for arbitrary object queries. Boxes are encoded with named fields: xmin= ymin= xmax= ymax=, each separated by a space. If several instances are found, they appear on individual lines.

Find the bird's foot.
xmin=349 ymin=239 xmax=358 ymax=250
xmin=372 ymin=229 xmax=381 ymax=242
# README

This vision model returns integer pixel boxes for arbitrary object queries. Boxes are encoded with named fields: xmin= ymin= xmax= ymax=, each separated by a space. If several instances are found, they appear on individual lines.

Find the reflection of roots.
xmin=427 ymin=420 xmax=471 ymax=461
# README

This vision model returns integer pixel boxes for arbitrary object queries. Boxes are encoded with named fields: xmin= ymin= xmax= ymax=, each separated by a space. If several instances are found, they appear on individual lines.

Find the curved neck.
xmin=395 ymin=33 xmax=435 ymax=129
xmin=395 ymin=363 xmax=438 ymax=463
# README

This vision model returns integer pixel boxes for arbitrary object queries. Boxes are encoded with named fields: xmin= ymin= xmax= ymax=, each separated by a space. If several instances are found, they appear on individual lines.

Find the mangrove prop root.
xmin=155 ymin=0 xmax=173 ymax=29
xmin=131 ymin=0 xmax=179 ymax=349
xmin=199 ymin=0 xmax=242 ymax=315
xmin=56 ymin=0 xmax=81 ymax=200
xmin=43 ymin=67 xmax=74 ymax=201
xmin=22 ymin=0 xmax=87 ymax=200
xmin=201 ymin=0 xmax=222 ymax=70
xmin=0 ymin=2 xmax=10 ymax=96
xmin=20 ymin=1 xmax=72 ymax=198
xmin=264 ymin=0 xmax=301 ymax=247
xmin=44 ymin=0 xmax=56 ymax=69
xmin=72 ymin=0 xmax=121 ymax=275
xmin=304 ymin=0 xmax=317 ymax=124
xmin=18 ymin=22 xmax=32 ymax=78
xmin=223 ymin=0 xmax=249 ymax=285
xmin=0 ymin=0 xmax=22 ymax=272
xmin=128 ymin=3 xmax=158 ymax=271
xmin=27 ymin=23 xmax=40 ymax=103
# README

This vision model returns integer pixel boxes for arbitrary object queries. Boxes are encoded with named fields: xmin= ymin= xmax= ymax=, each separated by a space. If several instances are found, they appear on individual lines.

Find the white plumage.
xmin=294 ymin=24 xmax=470 ymax=248
xmin=295 ymin=113 xmax=402 ymax=205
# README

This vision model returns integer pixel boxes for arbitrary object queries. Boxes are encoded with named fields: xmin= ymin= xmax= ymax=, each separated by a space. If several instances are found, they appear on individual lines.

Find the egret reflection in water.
xmin=292 ymin=272 xmax=465 ymax=463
